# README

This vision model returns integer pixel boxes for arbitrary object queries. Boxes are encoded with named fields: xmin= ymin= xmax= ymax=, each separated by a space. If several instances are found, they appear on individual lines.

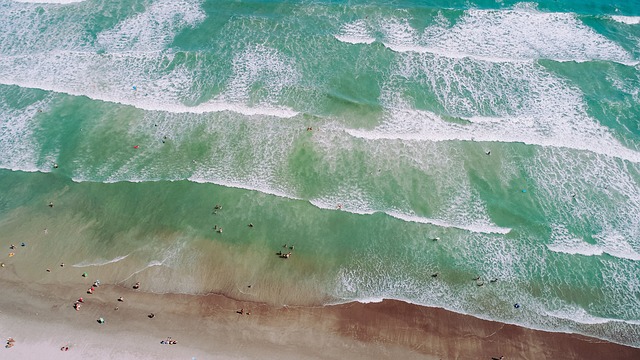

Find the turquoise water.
xmin=0 ymin=0 xmax=639 ymax=347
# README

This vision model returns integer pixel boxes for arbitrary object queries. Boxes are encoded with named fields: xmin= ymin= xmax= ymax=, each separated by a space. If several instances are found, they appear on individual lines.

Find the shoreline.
xmin=1 ymin=275 xmax=638 ymax=360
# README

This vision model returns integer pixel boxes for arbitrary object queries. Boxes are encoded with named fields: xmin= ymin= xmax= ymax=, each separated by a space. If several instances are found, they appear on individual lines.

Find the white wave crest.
xmin=334 ymin=20 xmax=375 ymax=44
xmin=387 ymin=211 xmax=511 ymax=235
xmin=97 ymin=0 xmax=206 ymax=53
xmin=547 ymin=226 xmax=640 ymax=261
xmin=611 ymin=15 xmax=640 ymax=25
xmin=11 ymin=0 xmax=85 ymax=3
xmin=375 ymin=8 xmax=637 ymax=64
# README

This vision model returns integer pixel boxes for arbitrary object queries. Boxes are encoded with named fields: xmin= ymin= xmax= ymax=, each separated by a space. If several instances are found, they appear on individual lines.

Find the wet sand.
xmin=1 ymin=267 xmax=638 ymax=360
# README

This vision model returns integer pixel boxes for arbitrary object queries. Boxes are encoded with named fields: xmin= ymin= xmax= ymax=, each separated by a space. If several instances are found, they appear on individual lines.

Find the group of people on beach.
xmin=160 ymin=337 xmax=177 ymax=345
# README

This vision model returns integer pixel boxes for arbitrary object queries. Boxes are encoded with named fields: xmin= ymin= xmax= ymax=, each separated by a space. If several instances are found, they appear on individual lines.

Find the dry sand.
xmin=1 ymin=264 xmax=639 ymax=360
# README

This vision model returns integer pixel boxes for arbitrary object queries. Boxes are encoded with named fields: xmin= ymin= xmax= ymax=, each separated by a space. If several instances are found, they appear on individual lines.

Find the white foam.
xmin=535 ymin=151 xmax=640 ymax=262
xmin=376 ymin=7 xmax=637 ymax=64
xmin=387 ymin=211 xmax=511 ymax=235
xmin=119 ymin=260 xmax=164 ymax=283
xmin=334 ymin=20 xmax=376 ymax=44
xmin=308 ymin=186 xmax=377 ymax=215
xmin=188 ymin=177 xmax=301 ymax=201
xmin=545 ymin=306 xmax=637 ymax=326
xmin=11 ymin=0 xmax=85 ymax=3
xmin=0 ymin=70 xmax=299 ymax=119
xmin=215 ymin=44 xmax=301 ymax=109
xmin=547 ymin=226 xmax=604 ymax=257
xmin=611 ymin=15 xmax=640 ymax=25
xmin=72 ymin=254 xmax=130 ymax=268
xmin=350 ymin=57 xmax=640 ymax=163
xmin=0 ymin=95 xmax=54 ymax=172
xmin=0 ymin=1 xmax=298 ymax=119
xmin=96 ymin=0 xmax=206 ymax=53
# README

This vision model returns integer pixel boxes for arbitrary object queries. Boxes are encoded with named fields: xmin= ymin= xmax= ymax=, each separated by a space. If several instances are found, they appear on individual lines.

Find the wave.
xmin=387 ymin=211 xmax=511 ymax=235
xmin=547 ymin=226 xmax=640 ymax=261
xmin=119 ymin=260 xmax=164 ymax=283
xmin=344 ymin=124 xmax=640 ymax=164
xmin=380 ymin=42 xmax=639 ymax=66
xmin=547 ymin=242 xmax=640 ymax=261
xmin=0 ymin=79 xmax=299 ymax=118
xmin=611 ymin=15 xmax=640 ymax=25
xmin=338 ymin=6 xmax=637 ymax=65
xmin=334 ymin=277 xmax=640 ymax=348
xmin=11 ymin=0 xmax=85 ymax=3
xmin=307 ymin=198 xmax=509 ymax=235
xmin=334 ymin=20 xmax=375 ymax=45
xmin=72 ymin=254 xmax=130 ymax=268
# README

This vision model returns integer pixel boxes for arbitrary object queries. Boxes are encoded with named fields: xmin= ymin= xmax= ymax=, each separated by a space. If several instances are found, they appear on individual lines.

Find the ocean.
xmin=0 ymin=0 xmax=639 ymax=348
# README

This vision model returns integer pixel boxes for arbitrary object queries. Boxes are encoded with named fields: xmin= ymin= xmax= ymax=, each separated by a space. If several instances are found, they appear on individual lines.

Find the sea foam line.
xmin=380 ymin=42 xmax=640 ymax=66
xmin=387 ymin=211 xmax=511 ymax=235
xmin=547 ymin=241 xmax=640 ymax=261
xmin=119 ymin=261 xmax=164 ymax=283
xmin=67 ymin=175 xmax=505 ymax=236
xmin=0 ymin=79 xmax=299 ymax=119
xmin=344 ymin=128 xmax=640 ymax=164
xmin=72 ymin=254 xmax=130 ymax=268
xmin=11 ymin=0 xmax=85 ymax=3
xmin=610 ymin=15 xmax=640 ymax=25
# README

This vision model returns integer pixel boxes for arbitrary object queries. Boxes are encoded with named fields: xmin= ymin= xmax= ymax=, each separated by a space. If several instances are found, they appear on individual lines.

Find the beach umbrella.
xmin=97 ymin=318 xmax=104 ymax=324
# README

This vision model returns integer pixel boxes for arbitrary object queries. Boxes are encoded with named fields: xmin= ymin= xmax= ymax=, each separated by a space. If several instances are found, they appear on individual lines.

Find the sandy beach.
xmin=1 ymin=263 xmax=638 ymax=360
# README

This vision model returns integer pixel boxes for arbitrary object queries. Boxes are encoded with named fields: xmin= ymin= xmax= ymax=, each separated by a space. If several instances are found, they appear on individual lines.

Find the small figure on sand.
xmin=87 ymin=287 xmax=94 ymax=294
xmin=148 ymin=313 xmax=155 ymax=319
xmin=60 ymin=263 xmax=65 ymax=267
xmin=49 ymin=202 xmax=54 ymax=208
xmin=74 ymin=302 xmax=81 ymax=311
xmin=280 ymin=252 xmax=292 ymax=259
xmin=133 ymin=281 xmax=140 ymax=289
xmin=214 ymin=204 xmax=222 ymax=210
xmin=118 ymin=297 xmax=124 ymax=302
xmin=431 ymin=272 xmax=438 ymax=278
xmin=216 ymin=227 xmax=223 ymax=233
